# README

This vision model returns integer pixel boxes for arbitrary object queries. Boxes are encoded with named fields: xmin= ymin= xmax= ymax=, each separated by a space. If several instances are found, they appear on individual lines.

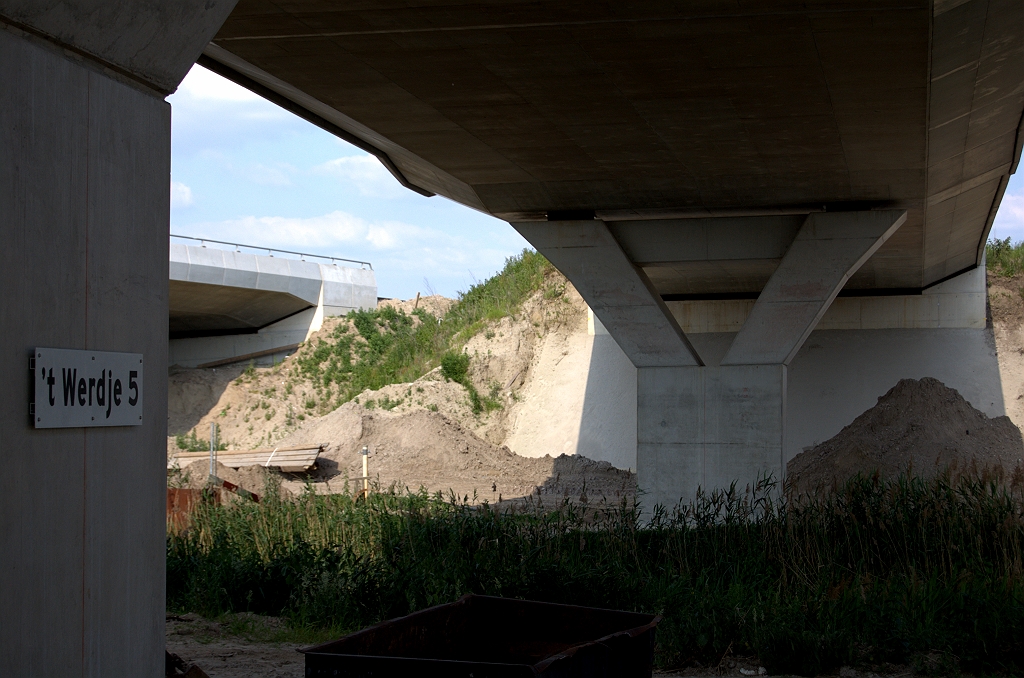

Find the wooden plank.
xmin=168 ymin=444 xmax=323 ymax=472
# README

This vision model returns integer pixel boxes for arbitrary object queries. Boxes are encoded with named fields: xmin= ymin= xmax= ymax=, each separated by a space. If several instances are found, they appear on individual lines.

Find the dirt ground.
xmin=166 ymin=613 xmax=305 ymax=678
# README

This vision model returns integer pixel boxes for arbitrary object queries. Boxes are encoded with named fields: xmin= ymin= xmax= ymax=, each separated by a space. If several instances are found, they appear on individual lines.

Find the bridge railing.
xmin=170 ymin=233 xmax=373 ymax=270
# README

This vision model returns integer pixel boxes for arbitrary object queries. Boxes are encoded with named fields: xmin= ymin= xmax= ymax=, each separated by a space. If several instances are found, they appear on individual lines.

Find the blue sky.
xmin=168 ymin=64 xmax=529 ymax=300
xmin=991 ymin=173 xmax=1024 ymax=244
xmin=169 ymin=64 xmax=1024 ymax=298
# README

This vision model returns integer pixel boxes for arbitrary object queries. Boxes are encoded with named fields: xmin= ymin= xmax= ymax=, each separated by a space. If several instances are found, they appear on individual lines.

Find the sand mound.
xmin=378 ymin=294 xmax=453 ymax=318
xmin=275 ymin=405 xmax=635 ymax=505
xmin=787 ymin=378 xmax=1024 ymax=494
xmin=175 ymin=460 xmax=293 ymax=500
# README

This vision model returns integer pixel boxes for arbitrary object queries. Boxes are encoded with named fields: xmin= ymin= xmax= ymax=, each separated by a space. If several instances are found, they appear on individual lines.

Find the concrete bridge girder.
xmin=170 ymin=242 xmax=324 ymax=307
xmin=169 ymin=242 xmax=377 ymax=366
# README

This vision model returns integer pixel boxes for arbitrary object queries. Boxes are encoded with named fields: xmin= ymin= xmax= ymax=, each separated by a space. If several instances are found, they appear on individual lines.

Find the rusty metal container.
xmin=166 ymin=488 xmax=206 ymax=534
xmin=300 ymin=594 xmax=660 ymax=678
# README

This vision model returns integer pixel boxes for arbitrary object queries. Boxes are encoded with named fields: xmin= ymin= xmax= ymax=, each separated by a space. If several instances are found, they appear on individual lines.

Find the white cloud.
xmin=176 ymin=64 xmax=260 ymax=102
xmin=314 ymin=154 xmax=406 ymax=198
xmin=207 ymin=211 xmax=428 ymax=252
xmin=991 ymin=190 xmax=1024 ymax=242
xmin=170 ymin=181 xmax=193 ymax=208
xmin=242 ymin=163 xmax=295 ymax=186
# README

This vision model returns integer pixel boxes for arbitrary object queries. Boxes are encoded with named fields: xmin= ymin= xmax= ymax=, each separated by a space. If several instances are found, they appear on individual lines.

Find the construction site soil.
xmin=787 ymin=377 xmax=1024 ymax=494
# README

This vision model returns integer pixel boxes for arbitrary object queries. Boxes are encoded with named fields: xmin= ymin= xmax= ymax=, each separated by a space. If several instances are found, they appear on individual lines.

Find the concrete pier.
xmin=0 ymin=2 xmax=236 ymax=674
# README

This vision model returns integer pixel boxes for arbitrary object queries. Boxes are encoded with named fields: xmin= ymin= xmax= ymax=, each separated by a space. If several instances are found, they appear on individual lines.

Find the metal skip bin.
xmin=300 ymin=594 xmax=661 ymax=678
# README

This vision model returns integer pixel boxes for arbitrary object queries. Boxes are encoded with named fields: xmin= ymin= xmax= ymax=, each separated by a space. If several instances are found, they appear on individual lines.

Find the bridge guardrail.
xmin=170 ymin=233 xmax=372 ymax=269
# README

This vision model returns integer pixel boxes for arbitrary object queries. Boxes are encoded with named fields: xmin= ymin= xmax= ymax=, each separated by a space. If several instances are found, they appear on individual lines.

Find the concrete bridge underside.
xmin=204 ymin=0 xmax=1024 ymax=504
xmin=1 ymin=1 xmax=1022 ymax=674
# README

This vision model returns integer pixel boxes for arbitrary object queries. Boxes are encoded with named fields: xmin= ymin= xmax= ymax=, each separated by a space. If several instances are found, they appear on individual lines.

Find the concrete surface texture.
xmin=169 ymin=242 xmax=377 ymax=367
xmin=721 ymin=211 xmax=907 ymax=366
xmin=0 ymin=3 xmax=231 ymax=674
xmin=668 ymin=261 xmax=989 ymax=334
xmin=0 ymin=0 xmax=238 ymax=93
xmin=513 ymin=220 xmax=700 ymax=367
xmin=205 ymin=0 xmax=1024 ymax=292
xmin=637 ymin=365 xmax=786 ymax=505
xmin=575 ymin=261 xmax=1003 ymax=506
xmin=529 ymin=212 xmax=912 ymax=506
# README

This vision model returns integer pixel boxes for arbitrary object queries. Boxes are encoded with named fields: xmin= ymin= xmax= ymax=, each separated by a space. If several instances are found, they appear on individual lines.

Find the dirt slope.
xmin=988 ymin=270 xmax=1024 ymax=430
xmin=787 ymin=377 xmax=1024 ymax=493
xmin=275 ymin=405 xmax=634 ymax=504
xmin=167 ymin=270 xmax=588 ymax=454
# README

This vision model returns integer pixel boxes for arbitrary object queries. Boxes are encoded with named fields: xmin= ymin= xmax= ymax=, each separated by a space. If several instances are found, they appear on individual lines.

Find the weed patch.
xmin=167 ymin=471 xmax=1024 ymax=675
xmin=176 ymin=425 xmax=226 ymax=452
xmin=987 ymin=237 xmax=1024 ymax=277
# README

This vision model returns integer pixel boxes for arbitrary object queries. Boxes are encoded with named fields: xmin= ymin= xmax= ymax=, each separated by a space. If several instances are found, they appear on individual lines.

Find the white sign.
xmin=32 ymin=348 xmax=143 ymax=428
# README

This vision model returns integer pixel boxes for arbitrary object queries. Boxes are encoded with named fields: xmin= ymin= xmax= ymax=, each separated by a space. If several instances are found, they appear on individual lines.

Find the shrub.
xmin=288 ymin=250 xmax=552 ymax=415
xmin=987 ymin=237 xmax=1024 ymax=276
xmin=175 ymin=425 xmax=226 ymax=452
xmin=440 ymin=351 xmax=470 ymax=383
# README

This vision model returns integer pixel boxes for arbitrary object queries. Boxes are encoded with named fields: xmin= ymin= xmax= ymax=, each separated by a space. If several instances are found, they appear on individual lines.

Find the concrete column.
xmin=638 ymin=365 xmax=786 ymax=504
xmin=636 ymin=210 xmax=906 ymax=508
xmin=0 ymin=2 xmax=235 ymax=675
xmin=723 ymin=210 xmax=907 ymax=366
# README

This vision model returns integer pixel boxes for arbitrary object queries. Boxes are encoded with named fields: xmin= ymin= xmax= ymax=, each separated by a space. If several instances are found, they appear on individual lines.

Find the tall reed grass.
xmin=167 ymin=472 xmax=1024 ymax=675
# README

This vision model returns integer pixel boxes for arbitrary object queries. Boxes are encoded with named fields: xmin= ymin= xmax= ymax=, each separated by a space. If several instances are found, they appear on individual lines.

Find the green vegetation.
xmin=440 ymin=350 xmax=500 ymax=414
xmin=175 ymin=425 xmax=226 ymax=452
xmin=293 ymin=249 xmax=550 ymax=411
xmin=987 ymin=237 xmax=1024 ymax=276
xmin=168 ymin=471 xmax=1024 ymax=675
xmin=440 ymin=351 xmax=470 ymax=382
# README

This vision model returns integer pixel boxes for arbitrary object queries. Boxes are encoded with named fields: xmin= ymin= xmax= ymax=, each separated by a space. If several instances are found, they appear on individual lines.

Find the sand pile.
xmin=275 ymin=405 xmax=635 ymax=504
xmin=175 ymin=460 xmax=293 ymax=500
xmin=378 ymin=294 xmax=453 ymax=318
xmin=787 ymin=378 xmax=1024 ymax=493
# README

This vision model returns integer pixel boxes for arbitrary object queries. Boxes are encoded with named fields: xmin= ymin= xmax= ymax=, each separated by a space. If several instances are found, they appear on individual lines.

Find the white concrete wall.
xmin=0 ymin=26 xmax=169 ymax=677
xmin=687 ymin=327 xmax=1004 ymax=464
xmin=320 ymin=263 xmax=378 ymax=317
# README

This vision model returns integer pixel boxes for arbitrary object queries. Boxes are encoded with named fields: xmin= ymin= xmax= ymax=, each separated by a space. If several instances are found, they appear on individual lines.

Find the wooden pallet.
xmin=168 ymin=444 xmax=324 ymax=473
